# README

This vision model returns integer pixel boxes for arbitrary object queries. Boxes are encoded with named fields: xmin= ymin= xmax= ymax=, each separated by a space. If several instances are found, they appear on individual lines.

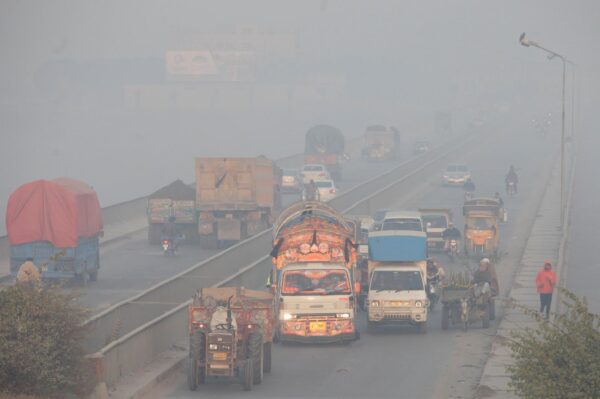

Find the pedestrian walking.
xmin=535 ymin=260 xmax=557 ymax=319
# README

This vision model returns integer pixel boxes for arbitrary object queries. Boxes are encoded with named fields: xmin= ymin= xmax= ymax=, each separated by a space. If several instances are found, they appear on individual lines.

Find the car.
xmin=380 ymin=211 xmax=424 ymax=232
xmin=442 ymin=163 xmax=471 ymax=186
xmin=301 ymin=164 xmax=331 ymax=184
xmin=413 ymin=140 xmax=431 ymax=155
xmin=315 ymin=180 xmax=338 ymax=202
xmin=281 ymin=168 xmax=302 ymax=192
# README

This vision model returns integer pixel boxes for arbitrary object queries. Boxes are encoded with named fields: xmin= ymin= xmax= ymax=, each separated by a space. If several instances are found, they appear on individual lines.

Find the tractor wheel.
xmin=242 ymin=359 xmax=253 ymax=391
xmin=263 ymin=342 xmax=272 ymax=373
xmin=189 ymin=330 xmax=205 ymax=386
xmin=441 ymin=305 xmax=450 ymax=330
xmin=248 ymin=332 xmax=264 ymax=384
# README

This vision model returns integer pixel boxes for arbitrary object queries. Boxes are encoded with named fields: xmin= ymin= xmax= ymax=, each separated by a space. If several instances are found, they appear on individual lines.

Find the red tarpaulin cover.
xmin=6 ymin=178 xmax=103 ymax=248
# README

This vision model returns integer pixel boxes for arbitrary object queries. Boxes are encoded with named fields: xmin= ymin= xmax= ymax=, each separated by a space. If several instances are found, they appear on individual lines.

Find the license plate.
xmin=309 ymin=321 xmax=327 ymax=332
xmin=212 ymin=352 xmax=227 ymax=361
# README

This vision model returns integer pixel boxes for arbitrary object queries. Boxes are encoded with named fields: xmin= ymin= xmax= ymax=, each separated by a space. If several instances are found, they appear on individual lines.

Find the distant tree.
xmin=506 ymin=289 xmax=600 ymax=399
xmin=0 ymin=285 xmax=92 ymax=398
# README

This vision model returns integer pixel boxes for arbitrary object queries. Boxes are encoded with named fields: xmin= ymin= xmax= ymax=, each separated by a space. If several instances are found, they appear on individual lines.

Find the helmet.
xmin=480 ymin=258 xmax=490 ymax=265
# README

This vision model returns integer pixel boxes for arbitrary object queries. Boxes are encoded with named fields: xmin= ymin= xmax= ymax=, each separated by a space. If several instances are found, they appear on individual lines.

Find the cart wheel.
xmin=441 ymin=305 xmax=449 ymax=330
xmin=263 ymin=342 xmax=272 ymax=373
xmin=489 ymin=299 xmax=496 ymax=321
xmin=483 ymin=306 xmax=490 ymax=329
xmin=242 ymin=359 xmax=253 ymax=391
xmin=248 ymin=332 xmax=263 ymax=384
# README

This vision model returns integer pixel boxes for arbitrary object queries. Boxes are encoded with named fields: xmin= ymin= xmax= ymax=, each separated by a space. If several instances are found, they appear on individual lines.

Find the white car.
xmin=442 ymin=164 xmax=471 ymax=185
xmin=315 ymin=180 xmax=338 ymax=202
xmin=301 ymin=164 xmax=331 ymax=184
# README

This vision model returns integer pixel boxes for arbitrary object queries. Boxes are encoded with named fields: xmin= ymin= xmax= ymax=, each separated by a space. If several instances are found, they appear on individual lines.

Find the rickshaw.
xmin=463 ymin=198 xmax=501 ymax=260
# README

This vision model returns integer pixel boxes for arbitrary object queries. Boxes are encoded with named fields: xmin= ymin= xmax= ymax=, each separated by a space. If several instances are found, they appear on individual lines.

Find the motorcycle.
xmin=446 ymin=239 xmax=459 ymax=262
xmin=426 ymin=275 xmax=440 ymax=311
xmin=506 ymin=181 xmax=516 ymax=197
xmin=162 ymin=238 xmax=177 ymax=256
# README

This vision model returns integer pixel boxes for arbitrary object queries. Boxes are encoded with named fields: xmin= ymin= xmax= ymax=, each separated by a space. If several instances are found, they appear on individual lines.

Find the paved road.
xmin=566 ymin=130 xmax=600 ymax=314
xmin=76 ymin=153 xmax=409 ymax=312
xmin=153 ymin=122 xmax=558 ymax=399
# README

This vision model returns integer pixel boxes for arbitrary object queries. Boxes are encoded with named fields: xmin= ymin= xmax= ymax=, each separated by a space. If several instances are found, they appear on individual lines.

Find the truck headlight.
xmin=369 ymin=300 xmax=380 ymax=307
xmin=209 ymin=344 xmax=218 ymax=350
xmin=282 ymin=313 xmax=293 ymax=321
xmin=336 ymin=313 xmax=350 ymax=318
xmin=415 ymin=301 xmax=423 ymax=308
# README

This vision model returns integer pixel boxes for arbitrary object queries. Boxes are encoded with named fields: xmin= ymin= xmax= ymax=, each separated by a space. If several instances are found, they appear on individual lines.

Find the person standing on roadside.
xmin=536 ymin=260 xmax=557 ymax=319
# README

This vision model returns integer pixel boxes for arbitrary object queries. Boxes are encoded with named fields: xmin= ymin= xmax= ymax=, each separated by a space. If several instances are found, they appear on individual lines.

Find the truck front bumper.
xmin=279 ymin=318 xmax=356 ymax=343
xmin=368 ymin=307 xmax=428 ymax=324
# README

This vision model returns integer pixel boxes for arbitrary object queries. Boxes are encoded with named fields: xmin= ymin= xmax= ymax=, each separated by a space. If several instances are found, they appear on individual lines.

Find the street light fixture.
xmin=519 ymin=32 xmax=571 ymax=226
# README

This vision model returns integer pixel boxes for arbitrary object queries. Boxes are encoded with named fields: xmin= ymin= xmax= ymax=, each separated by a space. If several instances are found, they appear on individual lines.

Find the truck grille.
xmin=384 ymin=313 xmax=411 ymax=320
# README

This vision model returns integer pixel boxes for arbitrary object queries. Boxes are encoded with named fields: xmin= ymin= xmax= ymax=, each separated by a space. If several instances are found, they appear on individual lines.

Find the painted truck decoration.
xmin=270 ymin=201 xmax=360 ymax=343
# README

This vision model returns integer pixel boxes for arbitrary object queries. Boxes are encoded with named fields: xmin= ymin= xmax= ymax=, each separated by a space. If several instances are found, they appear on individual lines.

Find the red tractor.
xmin=187 ymin=287 xmax=275 ymax=391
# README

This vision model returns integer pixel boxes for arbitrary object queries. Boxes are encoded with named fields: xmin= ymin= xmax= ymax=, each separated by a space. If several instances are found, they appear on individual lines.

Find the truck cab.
xmin=277 ymin=262 xmax=358 ymax=343
xmin=366 ymin=229 xmax=429 ymax=333
xmin=420 ymin=208 xmax=452 ymax=251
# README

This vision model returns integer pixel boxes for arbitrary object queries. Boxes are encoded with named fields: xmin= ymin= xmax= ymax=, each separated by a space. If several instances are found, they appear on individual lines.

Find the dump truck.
xmin=195 ymin=156 xmax=281 ymax=249
xmin=187 ymin=287 xmax=275 ymax=391
xmin=147 ymin=179 xmax=197 ymax=245
xmin=6 ymin=178 xmax=103 ymax=283
xmin=304 ymin=125 xmax=345 ymax=181
xmin=269 ymin=201 xmax=360 ymax=343
xmin=361 ymin=125 xmax=401 ymax=161
xmin=366 ymin=230 xmax=429 ymax=333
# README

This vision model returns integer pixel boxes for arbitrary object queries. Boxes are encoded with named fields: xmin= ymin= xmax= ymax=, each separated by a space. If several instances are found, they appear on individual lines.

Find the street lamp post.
xmin=519 ymin=33 xmax=571 ymax=226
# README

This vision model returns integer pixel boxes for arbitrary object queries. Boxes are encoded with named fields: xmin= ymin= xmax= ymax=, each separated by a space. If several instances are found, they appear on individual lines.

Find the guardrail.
xmin=88 ymin=131 xmax=482 ymax=388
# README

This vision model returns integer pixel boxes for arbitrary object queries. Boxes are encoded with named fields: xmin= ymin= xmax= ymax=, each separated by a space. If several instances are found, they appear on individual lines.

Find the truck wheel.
xmin=482 ymin=306 xmax=490 ymax=329
xmin=189 ymin=330 xmax=205 ymax=385
xmin=489 ymin=299 xmax=496 ymax=321
xmin=199 ymin=234 xmax=217 ymax=250
xmin=89 ymin=269 xmax=98 ymax=282
xmin=441 ymin=305 xmax=449 ymax=330
xmin=187 ymin=357 xmax=198 ymax=391
xmin=263 ymin=342 xmax=272 ymax=373
xmin=242 ymin=359 xmax=253 ymax=391
xmin=248 ymin=332 xmax=263 ymax=384
xmin=367 ymin=320 xmax=377 ymax=333
xmin=417 ymin=322 xmax=427 ymax=334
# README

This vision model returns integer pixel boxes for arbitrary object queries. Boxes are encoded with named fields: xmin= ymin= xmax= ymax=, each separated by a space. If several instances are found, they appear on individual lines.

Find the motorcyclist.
xmin=505 ymin=165 xmax=519 ymax=194
xmin=442 ymin=222 xmax=461 ymax=251
xmin=161 ymin=216 xmax=179 ymax=250
xmin=304 ymin=179 xmax=320 ymax=201
xmin=473 ymin=258 xmax=499 ymax=296
xmin=426 ymin=258 xmax=445 ymax=282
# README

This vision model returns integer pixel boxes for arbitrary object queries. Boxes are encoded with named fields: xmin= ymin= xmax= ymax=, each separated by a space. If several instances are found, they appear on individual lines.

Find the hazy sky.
xmin=1 ymin=0 xmax=599 ymax=235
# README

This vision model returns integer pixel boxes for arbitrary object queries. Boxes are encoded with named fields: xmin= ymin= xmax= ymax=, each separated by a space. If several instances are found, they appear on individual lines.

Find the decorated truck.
xmin=6 ymin=178 xmax=103 ymax=283
xmin=269 ymin=201 xmax=360 ymax=343
xmin=195 ymin=156 xmax=281 ymax=249
xmin=304 ymin=125 xmax=345 ymax=181
xmin=147 ymin=179 xmax=197 ymax=245
xmin=366 ymin=230 xmax=429 ymax=333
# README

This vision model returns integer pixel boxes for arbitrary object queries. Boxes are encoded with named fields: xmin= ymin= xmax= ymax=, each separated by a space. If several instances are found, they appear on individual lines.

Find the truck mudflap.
xmin=279 ymin=317 xmax=356 ymax=343
xmin=217 ymin=219 xmax=242 ymax=241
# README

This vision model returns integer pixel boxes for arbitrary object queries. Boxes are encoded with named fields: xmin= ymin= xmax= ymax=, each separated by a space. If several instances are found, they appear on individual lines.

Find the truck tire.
xmin=482 ymin=306 xmax=490 ymax=329
xmin=489 ymin=298 xmax=496 ymax=321
xmin=441 ymin=305 xmax=450 ymax=330
xmin=189 ymin=330 xmax=205 ymax=386
xmin=417 ymin=321 xmax=427 ymax=334
xmin=242 ymin=359 xmax=253 ymax=391
xmin=367 ymin=320 xmax=377 ymax=333
xmin=248 ymin=332 xmax=263 ymax=384
xmin=263 ymin=342 xmax=272 ymax=373
xmin=199 ymin=234 xmax=218 ymax=250
xmin=89 ymin=268 xmax=98 ymax=282
xmin=187 ymin=357 xmax=198 ymax=391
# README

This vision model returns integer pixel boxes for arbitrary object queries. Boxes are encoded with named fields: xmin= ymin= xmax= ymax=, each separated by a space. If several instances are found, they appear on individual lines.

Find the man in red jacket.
xmin=536 ymin=260 xmax=558 ymax=319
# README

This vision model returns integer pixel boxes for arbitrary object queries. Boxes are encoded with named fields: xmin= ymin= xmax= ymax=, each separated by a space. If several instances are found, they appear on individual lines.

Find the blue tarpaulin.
xmin=368 ymin=231 xmax=427 ymax=262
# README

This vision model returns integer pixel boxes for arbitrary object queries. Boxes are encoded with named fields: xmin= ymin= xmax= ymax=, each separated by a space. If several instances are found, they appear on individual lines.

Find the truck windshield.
xmin=382 ymin=218 xmax=423 ymax=232
xmin=281 ymin=269 xmax=351 ymax=295
xmin=370 ymin=270 xmax=424 ymax=291
xmin=422 ymin=215 xmax=447 ymax=229
xmin=467 ymin=217 xmax=494 ymax=230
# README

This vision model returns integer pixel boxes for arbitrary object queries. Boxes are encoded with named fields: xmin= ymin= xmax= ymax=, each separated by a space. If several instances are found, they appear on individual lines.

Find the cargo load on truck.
xmin=6 ymin=178 xmax=103 ymax=283
xmin=196 ymin=156 xmax=281 ymax=249
xmin=367 ymin=229 xmax=429 ymax=332
xmin=361 ymin=125 xmax=400 ymax=161
xmin=304 ymin=125 xmax=345 ymax=181
xmin=187 ymin=287 xmax=275 ymax=391
xmin=147 ymin=179 xmax=197 ymax=245
xmin=269 ymin=201 xmax=360 ymax=343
